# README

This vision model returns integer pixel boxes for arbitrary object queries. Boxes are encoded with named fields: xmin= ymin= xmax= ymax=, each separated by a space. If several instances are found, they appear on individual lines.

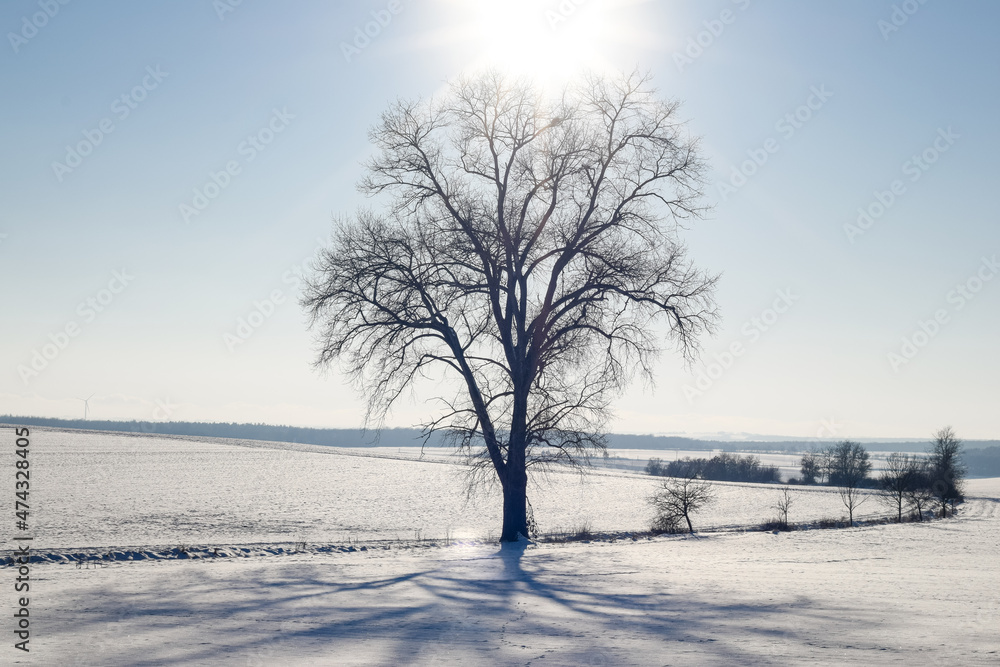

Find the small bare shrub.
xmin=773 ymin=487 xmax=794 ymax=529
xmin=651 ymin=513 xmax=685 ymax=535
xmin=649 ymin=475 xmax=715 ymax=534
xmin=759 ymin=520 xmax=792 ymax=532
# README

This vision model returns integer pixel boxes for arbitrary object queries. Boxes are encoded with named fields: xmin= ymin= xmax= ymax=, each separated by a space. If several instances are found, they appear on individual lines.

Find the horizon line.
xmin=1 ymin=414 xmax=997 ymax=445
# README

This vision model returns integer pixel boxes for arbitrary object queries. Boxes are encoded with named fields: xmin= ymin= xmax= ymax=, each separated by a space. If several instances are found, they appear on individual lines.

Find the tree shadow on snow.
xmin=42 ymin=543 xmax=855 ymax=666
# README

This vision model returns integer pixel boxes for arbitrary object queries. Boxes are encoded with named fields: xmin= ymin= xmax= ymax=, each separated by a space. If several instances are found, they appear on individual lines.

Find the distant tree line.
xmin=645 ymin=452 xmax=781 ymax=484
xmin=0 ymin=416 xmax=447 ymax=449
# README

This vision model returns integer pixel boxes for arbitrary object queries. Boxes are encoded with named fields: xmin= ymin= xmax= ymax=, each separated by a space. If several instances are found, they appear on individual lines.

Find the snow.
xmin=8 ymin=430 xmax=888 ymax=550
xmin=3 ymin=429 xmax=998 ymax=665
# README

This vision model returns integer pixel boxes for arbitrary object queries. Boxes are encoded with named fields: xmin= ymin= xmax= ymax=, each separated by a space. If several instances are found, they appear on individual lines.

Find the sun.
xmin=433 ymin=0 xmax=652 ymax=89
xmin=469 ymin=0 xmax=606 ymax=80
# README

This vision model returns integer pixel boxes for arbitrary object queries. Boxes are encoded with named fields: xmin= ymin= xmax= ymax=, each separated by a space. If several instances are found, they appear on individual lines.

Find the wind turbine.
xmin=77 ymin=394 xmax=94 ymax=420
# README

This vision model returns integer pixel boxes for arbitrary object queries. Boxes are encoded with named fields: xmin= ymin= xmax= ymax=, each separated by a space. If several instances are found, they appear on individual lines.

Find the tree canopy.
xmin=303 ymin=71 xmax=718 ymax=540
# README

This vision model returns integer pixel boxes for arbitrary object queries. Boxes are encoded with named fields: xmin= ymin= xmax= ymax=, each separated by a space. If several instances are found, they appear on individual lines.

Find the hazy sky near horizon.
xmin=1 ymin=0 xmax=998 ymax=439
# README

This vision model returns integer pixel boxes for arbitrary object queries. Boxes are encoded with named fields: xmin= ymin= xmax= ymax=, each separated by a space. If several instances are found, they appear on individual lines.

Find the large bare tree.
xmin=303 ymin=71 xmax=718 ymax=541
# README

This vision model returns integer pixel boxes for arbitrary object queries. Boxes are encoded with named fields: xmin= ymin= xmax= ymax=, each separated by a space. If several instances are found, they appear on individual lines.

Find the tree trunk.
xmin=685 ymin=514 xmax=694 ymax=534
xmin=500 ymin=473 xmax=528 ymax=542
xmin=500 ymin=385 xmax=530 ymax=543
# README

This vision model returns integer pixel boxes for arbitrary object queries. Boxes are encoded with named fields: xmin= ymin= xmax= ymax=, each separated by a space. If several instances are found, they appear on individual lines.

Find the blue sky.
xmin=1 ymin=0 xmax=997 ymax=439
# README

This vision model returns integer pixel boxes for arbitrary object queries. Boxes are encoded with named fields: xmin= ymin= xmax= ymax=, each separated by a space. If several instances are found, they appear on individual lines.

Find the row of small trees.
xmin=649 ymin=428 xmax=966 ymax=532
xmin=800 ymin=427 xmax=966 ymax=522
xmin=877 ymin=429 xmax=965 ymax=521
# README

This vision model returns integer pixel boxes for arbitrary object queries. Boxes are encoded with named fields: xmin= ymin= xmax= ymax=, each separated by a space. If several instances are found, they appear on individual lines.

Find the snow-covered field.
xmin=5 ymin=430 xmax=893 ymax=551
xmin=2 ymin=428 xmax=998 ymax=665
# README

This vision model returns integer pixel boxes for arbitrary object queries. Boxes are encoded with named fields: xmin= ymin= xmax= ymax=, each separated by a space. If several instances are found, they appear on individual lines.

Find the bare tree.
xmin=905 ymin=459 xmax=935 ymax=522
xmin=773 ymin=487 xmax=794 ymax=529
xmin=799 ymin=450 xmax=823 ymax=485
xmin=649 ymin=475 xmax=715 ymax=534
xmin=303 ymin=71 xmax=718 ymax=541
xmin=928 ymin=426 xmax=965 ymax=518
xmin=839 ymin=485 xmax=867 ymax=525
xmin=828 ymin=440 xmax=871 ymax=524
xmin=645 ymin=458 xmax=665 ymax=476
xmin=878 ymin=452 xmax=919 ymax=523
xmin=825 ymin=440 xmax=872 ymax=488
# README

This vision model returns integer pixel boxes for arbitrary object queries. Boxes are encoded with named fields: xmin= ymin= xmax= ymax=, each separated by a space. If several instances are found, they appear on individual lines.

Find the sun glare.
xmin=441 ymin=0 xmax=649 ymax=89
